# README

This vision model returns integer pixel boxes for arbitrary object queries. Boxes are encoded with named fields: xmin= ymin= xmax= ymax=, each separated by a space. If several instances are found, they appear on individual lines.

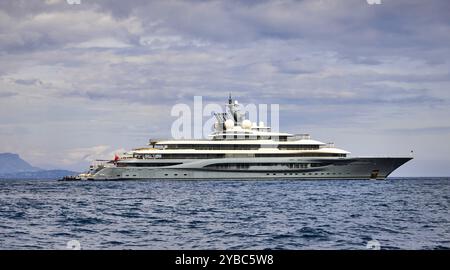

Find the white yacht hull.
xmin=86 ymin=157 xmax=412 ymax=181
xmin=64 ymin=96 xmax=414 ymax=182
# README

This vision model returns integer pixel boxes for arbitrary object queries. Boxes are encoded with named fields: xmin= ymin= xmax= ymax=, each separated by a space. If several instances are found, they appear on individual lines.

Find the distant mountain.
xmin=0 ymin=153 xmax=78 ymax=179
xmin=0 ymin=153 xmax=42 ymax=174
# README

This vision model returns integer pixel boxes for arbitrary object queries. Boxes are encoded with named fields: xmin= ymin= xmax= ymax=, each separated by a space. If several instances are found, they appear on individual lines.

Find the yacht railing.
xmin=288 ymin=134 xmax=311 ymax=141
xmin=92 ymin=160 xmax=110 ymax=166
xmin=88 ymin=160 xmax=112 ymax=174
xmin=321 ymin=142 xmax=335 ymax=148
xmin=149 ymin=138 xmax=213 ymax=144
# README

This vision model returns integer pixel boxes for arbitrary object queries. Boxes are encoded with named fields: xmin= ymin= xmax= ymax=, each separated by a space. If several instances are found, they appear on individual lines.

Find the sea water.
xmin=0 ymin=178 xmax=449 ymax=249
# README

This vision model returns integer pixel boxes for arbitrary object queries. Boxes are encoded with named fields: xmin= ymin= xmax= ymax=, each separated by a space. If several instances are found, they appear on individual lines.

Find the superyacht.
xmin=69 ymin=96 xmax=412 ymax=180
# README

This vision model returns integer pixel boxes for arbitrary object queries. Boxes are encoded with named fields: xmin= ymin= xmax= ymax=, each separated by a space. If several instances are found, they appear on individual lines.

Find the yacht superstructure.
xmin=72 ymin=96 xmax=412 ymax=180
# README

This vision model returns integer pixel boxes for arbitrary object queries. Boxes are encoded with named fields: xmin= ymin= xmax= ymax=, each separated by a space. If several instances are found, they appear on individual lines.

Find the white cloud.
xmin=45 ymin=0 xmax=62 ymax=5
xmin=63 ymin=145 xmax=111 ymax=164
xmin=67 ymin=37 xmax=133 ymax=49
xmin=0 ymin=8 xmax=143 ymax=51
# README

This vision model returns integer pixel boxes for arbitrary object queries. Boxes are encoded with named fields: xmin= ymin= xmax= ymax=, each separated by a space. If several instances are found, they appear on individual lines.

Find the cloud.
xmin=63 ymin=145 xmax=112 ymax=164
xmin=13 ymin=78 xmax=44 ymax=86
xmin=61 ymin=145 xmax=127 ymax=165
xmin=0 ymin=7 xmax=143 ymax=52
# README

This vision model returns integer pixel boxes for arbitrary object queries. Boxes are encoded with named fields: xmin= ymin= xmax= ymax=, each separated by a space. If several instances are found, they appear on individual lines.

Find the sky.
xmin=0 ymin=0 xmax=449 ymax=176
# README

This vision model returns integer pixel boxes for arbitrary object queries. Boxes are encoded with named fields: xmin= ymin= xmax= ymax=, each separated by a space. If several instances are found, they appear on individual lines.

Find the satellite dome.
xmin=224 ymin=119 xmax=235 ymax=129
xmin=241 ymin=119 xmax=252 ymax=129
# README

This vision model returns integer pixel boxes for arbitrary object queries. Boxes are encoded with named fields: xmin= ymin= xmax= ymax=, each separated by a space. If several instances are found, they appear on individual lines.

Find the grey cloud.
xmin=14 ymin=78 xmax=43 ymax=86
xmin=385 ymin=126 xmax=450 ymax=135
xmin=0 ymin=91 xmax=17 ymax=98
xmin=0 ymin=4 xmax=142 ymax=53
xmin=127 ymin=0 xmax=450 ymax=52
xmin=1 ymin=0 xmax=449 ymax=60
xmin=341 ymin=56 xmax=383 ymax=66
